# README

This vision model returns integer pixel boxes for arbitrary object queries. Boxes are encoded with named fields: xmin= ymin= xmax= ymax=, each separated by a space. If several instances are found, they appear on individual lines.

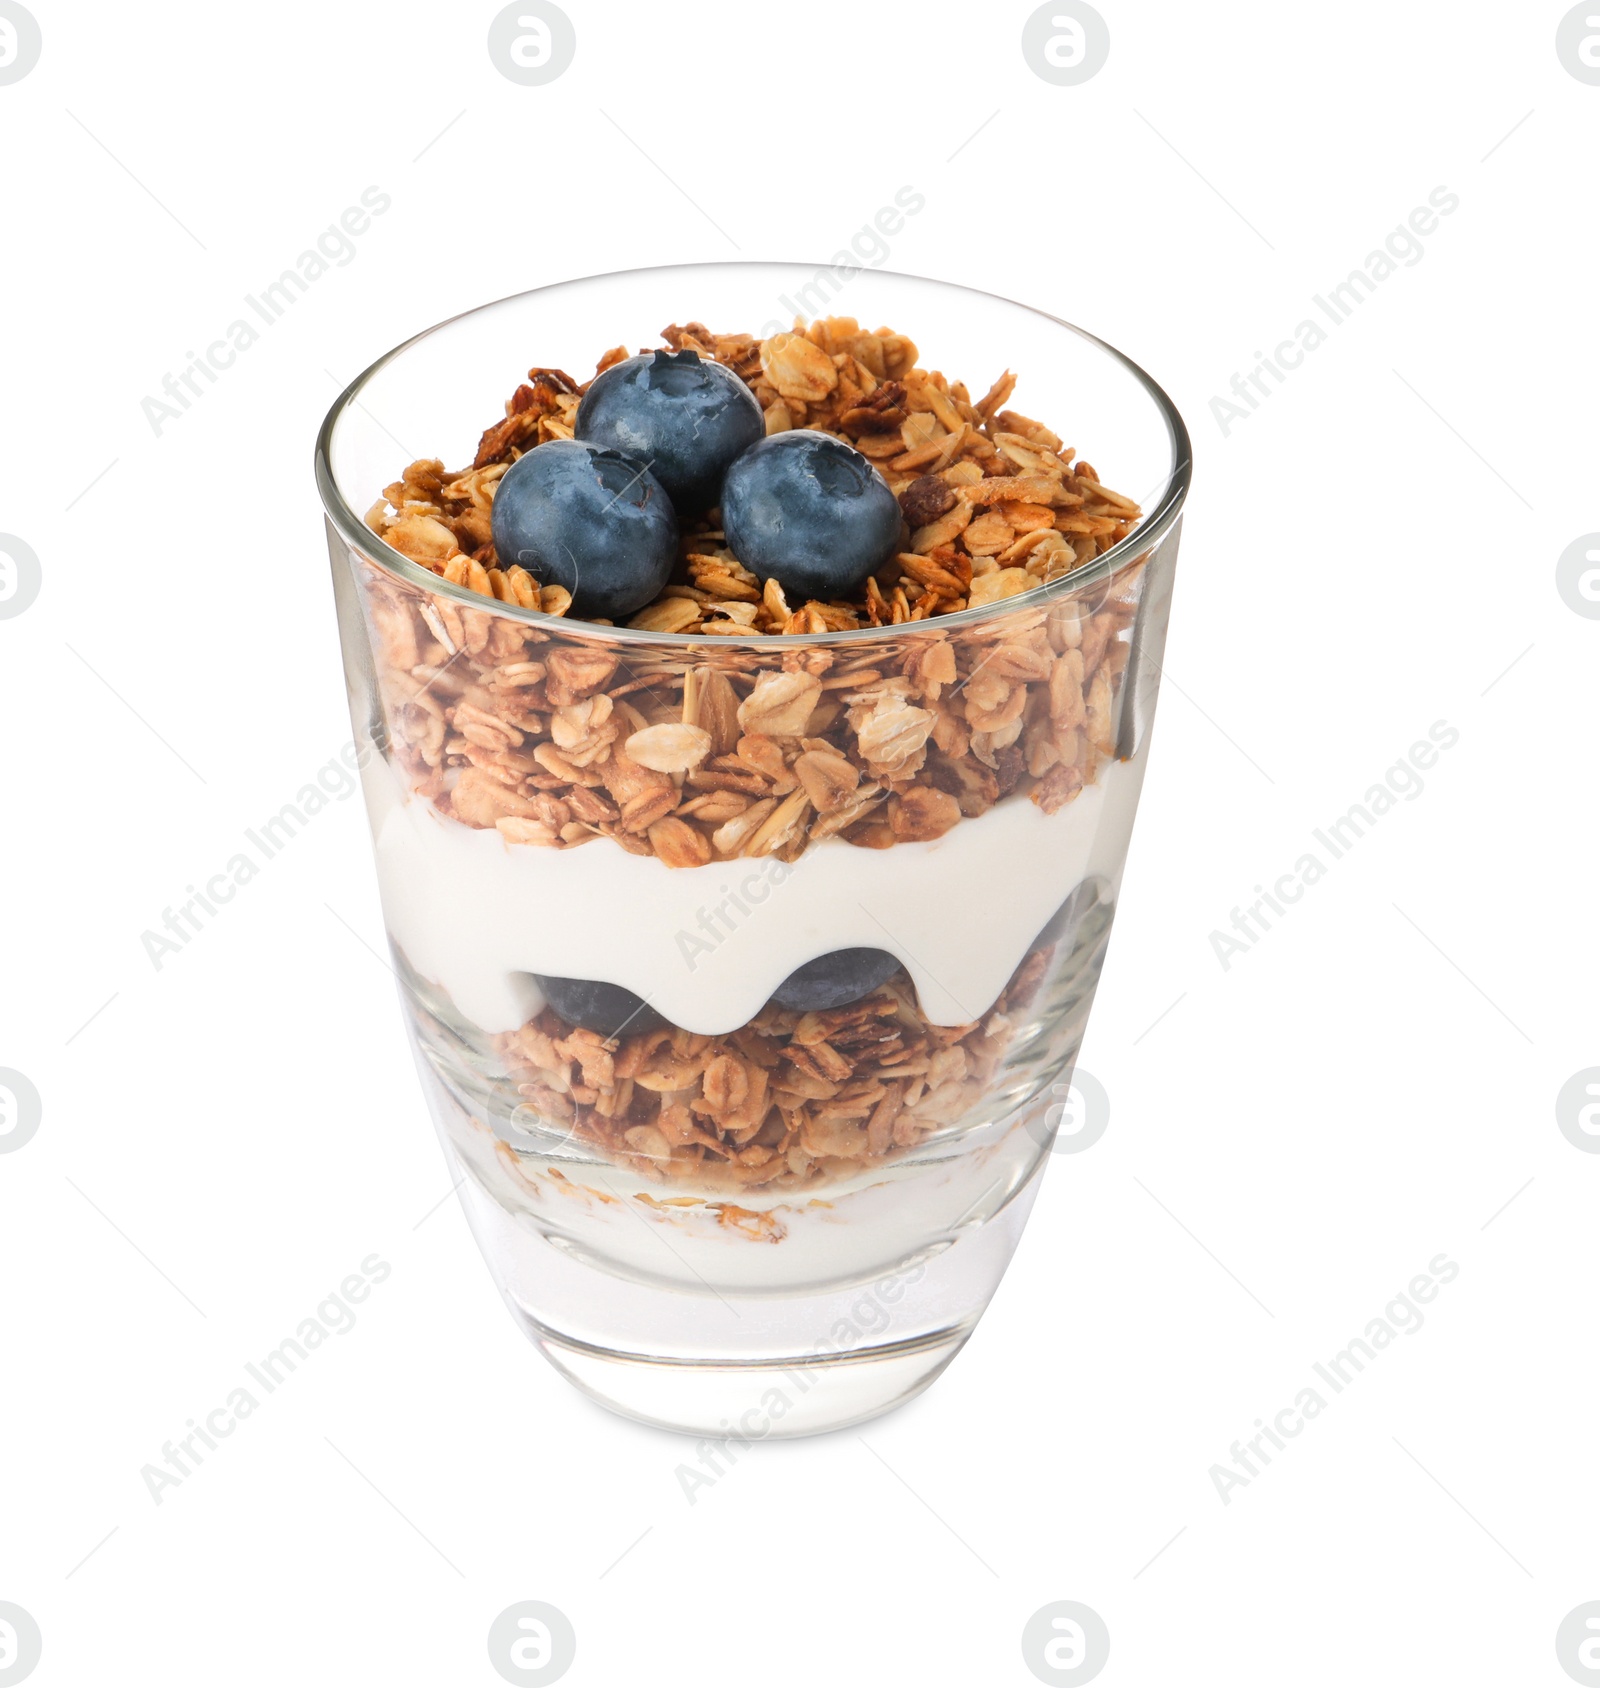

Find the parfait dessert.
xmin=319 ymin=268 xmax=1187 ymax=1433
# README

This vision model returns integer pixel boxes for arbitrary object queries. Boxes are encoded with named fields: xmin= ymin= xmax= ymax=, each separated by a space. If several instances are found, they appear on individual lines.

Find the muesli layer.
xmin=353 ymin=314 xmax=1148 ymax=866
xmin=368 ymin=315 xmax=1141 ymax=633
xmin=493 ymin=946 xmax=1055 ymax=1192
xmin=359 ymin=560 xmax=1141 ymax=866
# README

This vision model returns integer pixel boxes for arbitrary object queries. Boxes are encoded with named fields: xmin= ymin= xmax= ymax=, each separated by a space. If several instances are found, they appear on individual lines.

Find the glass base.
xmin=522 ymin=1316 xmax=972 ymax=1439
xmin=419 ymin=1058 xmax=1050 ymax=1437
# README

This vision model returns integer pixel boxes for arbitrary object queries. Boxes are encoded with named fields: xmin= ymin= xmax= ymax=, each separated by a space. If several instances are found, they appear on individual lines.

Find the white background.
xmin=2 ymin=1 xmax=1596 ymax=1683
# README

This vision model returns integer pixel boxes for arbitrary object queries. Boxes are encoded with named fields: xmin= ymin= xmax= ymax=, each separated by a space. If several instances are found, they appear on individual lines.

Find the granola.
xmin=494 ymin=945 xmax=1053 ymax=1190
xmin=351 ymin=315 xmax=1152 ymax=867
xmin=360 ymin=564 xmax=1141 ymax=864
xmin=368 ymin=315 xmax=1141 ymax=634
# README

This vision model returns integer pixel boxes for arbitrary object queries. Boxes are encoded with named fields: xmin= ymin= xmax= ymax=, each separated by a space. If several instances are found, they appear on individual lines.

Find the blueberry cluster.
xmin=526 ymin=886 xmax=1091 ymax=1039
xmin=532 ymin=946 xmax=905 ymax=1037
xmin=488 ymin=348 xmax=903 ymax=621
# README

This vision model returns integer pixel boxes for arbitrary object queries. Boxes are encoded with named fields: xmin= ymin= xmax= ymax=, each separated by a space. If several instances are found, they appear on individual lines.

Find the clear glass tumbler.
xmin=315 ymin=263 xmax=1189 ymax=1435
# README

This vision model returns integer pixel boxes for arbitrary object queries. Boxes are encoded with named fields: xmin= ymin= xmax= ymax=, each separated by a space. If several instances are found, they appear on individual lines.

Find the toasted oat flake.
xmin=967 ymin=568 xmax=1034 ymax=608
xmin=737 ymin=670 xmax=823 ymax=738
xmin=625 ymin=722 xmax=713 ymax=773
xmin=646 ymin=816 xmax=713 ymax=869
xmin=760 ymin=331 xmax=839 ymax=403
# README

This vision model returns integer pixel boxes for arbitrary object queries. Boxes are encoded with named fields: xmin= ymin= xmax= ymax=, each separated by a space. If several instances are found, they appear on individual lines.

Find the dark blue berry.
xmin=769 ymin=948 xmax=902 ymax=1013
xmin=575 ymin=349 xmax=764 ymax=518
xmin=534 ymin=974 xmax=667 ymax=1039
xmin=489 ymin=438 xmax=677 ymax=621
xmin=721 ymin=432 xmax=903 ymax=602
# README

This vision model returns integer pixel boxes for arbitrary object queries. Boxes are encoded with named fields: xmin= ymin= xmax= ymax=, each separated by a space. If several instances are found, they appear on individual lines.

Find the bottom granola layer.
xmin=491 ymin=946 xmax=1054 ymax=1192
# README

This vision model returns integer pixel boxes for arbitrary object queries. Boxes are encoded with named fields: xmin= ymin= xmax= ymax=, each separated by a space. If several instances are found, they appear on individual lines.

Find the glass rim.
xmin=313 ymin=260 xmax=1192 ymax=648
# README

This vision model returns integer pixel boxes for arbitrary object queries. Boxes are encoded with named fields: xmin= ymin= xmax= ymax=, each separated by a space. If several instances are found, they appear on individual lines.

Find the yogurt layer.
xmin=365 ymin=747 xmax=1146 ymax=1036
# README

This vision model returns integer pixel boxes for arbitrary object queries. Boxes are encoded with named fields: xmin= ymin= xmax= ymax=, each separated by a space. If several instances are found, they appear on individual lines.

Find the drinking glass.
xmin=316 ymin=262 xmax=1189 ymax=1435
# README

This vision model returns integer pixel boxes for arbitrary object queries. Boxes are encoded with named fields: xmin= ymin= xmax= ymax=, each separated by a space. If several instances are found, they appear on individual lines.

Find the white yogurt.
xmin=364 ymin=746 xmax=1146 ymax=1036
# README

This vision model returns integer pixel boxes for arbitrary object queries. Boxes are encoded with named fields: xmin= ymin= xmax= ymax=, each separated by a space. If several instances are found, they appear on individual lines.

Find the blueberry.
xmin=770 ymin=948 xmax=902 ymax=1013
xmin=533 ymin=974 xmax=667 ymax=1039
xmin=721 ymin=432 xmax=903 ymax=602
xmin=489 ymin=438 xmax=677 ymax=621
xmin=576 ymin=349 xmax=764 ymax=518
